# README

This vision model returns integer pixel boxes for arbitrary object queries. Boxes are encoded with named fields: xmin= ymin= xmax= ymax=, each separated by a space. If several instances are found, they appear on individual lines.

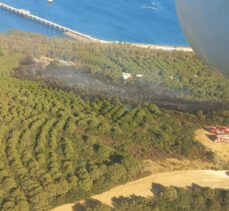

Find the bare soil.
xmin=142 ymin=158 xmax=216 ymax=174
xmin=52 ymin=130 xmax=229 ymax=211
xmin=195 ymin=129 xmax=229 ymax=162
xmin=52 ymin=170 xmax=229 ymax=211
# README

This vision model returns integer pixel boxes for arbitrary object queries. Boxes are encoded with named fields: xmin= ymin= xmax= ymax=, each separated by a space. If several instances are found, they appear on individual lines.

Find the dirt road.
xmin=52 ymin=170 xmax=229 ymax=211
xmin=195 ymin=129 xmax=229 ymax=161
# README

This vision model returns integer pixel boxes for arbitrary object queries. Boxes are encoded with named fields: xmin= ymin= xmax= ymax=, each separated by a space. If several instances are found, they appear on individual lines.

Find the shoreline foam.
xmin=1 ymin=2 xmax=192 ymax=53
xmin=64 ymin=31 xmax=193 ymax=52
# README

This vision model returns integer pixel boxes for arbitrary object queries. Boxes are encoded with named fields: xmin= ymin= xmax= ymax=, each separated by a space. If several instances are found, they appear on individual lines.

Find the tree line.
xmin=0 ymin=31 xmax=228 ymax=210
xmin=78 ymin=185 xmax=229 ymax=211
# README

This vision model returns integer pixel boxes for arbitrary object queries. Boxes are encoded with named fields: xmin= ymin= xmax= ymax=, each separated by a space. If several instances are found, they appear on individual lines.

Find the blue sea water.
xmin=0 ymin=0 xmax=188 ymax=46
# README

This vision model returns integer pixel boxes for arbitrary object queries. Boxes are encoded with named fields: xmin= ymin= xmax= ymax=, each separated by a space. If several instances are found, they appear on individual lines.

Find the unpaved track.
xmin=195 ymin=129 xmax=229 ymax=161
xmin=52 ymin=170 xmax=229 ymax=211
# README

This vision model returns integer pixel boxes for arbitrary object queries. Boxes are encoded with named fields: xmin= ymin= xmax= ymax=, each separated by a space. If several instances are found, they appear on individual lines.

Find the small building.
xmin=33 ymin=58 xmax=40 ymax=63
xmin=135 ymin=74 xmax=144 ymax=78
xmin=122 ymin=72 xmax=132 ymax=80
xmin=58 ymin=59 xmax=67 ymax=64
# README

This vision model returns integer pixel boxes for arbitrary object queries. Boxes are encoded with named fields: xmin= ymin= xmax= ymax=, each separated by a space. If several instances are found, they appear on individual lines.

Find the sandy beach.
xmin=0 ymin=2 xmax=192 ymax=53
xmin=65 ymin=31 xmax=193 ymax=52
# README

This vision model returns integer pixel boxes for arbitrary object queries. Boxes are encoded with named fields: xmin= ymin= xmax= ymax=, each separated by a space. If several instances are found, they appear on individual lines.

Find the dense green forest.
xmin=0 ymin=31 xmax=228 ymax=210
xmin=78 ymin=185 xmax=229 ymax=211
xmin=1 ymin=31 xmax=229 ymax=103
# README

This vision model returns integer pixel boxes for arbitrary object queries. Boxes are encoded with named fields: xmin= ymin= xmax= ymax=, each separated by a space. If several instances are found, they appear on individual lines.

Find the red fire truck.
xmin=206 ymin=126 xmax=229 ymax=143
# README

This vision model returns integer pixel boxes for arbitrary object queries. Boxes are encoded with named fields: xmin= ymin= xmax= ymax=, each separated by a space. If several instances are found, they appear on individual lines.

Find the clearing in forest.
xmin=52 ymin=170 xmax=229 ymax=211
xmin=195 ymin=129 xmax=229 ymax=162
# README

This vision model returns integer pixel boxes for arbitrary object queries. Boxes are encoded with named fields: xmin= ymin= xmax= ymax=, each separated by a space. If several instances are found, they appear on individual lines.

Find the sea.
xmin=0 ymin=0 xmax=188 ymax=46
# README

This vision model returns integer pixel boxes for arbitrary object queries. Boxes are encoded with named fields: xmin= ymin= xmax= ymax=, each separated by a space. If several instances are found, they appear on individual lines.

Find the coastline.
xmin=64 ymin=31 xmax=193 ymax=52
xmin=128 ymin=43 xmax=193 ymax=52
xmin=0 ymin=2 xmax=192 ymax=53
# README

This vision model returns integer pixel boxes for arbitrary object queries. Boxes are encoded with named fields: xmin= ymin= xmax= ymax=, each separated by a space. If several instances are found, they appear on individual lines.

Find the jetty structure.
xmin=0 ymin=2 xmax=193 ymax=52
xmin=0 ymin=2 xmax=101 ymax=42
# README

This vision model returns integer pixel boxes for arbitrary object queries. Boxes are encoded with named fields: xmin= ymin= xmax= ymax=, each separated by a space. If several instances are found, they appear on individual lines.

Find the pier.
xmin=0 ymin=2 xmax=193 ymax=52
xmin=0 ymin=2 xmax=99 ymax=42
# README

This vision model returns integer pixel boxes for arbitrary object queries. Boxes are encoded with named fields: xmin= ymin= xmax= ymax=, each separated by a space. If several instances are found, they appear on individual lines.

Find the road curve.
xmin=52 ymin=170 xmax=229 ymax=211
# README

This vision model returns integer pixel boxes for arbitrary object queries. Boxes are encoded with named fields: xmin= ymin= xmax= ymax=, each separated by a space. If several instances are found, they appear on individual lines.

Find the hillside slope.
xmin=52 ymin=170 xmax=229 ymax=210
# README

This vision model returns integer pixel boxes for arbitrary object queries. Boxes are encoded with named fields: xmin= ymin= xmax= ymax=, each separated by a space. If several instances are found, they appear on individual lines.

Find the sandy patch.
xmin=195 ymin=129 xmax=229 ymax=162
xmin=52 ymin=170 xmax=229 ymax=211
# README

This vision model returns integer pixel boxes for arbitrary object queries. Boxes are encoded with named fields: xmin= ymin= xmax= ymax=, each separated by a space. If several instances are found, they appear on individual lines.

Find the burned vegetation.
xmin=0 ymin=31 xmax=228 ymax=210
